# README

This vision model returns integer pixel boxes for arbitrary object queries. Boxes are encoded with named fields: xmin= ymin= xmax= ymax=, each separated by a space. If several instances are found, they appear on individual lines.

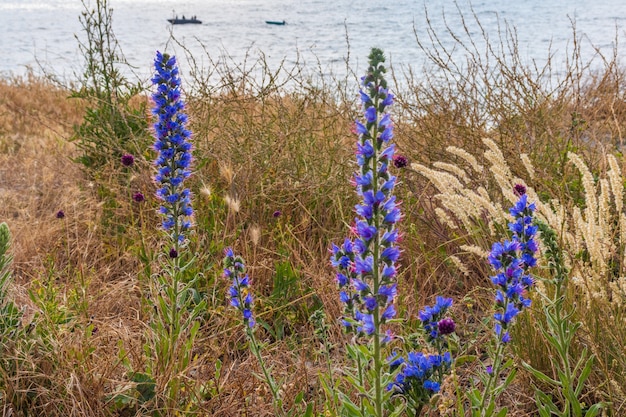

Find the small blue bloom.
xmin=224 ymin=248 xmax=256 ymax=329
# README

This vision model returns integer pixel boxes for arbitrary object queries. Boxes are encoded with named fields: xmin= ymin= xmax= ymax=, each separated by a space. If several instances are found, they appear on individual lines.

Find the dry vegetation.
xmin=1 ymin=14 xmax=626 ymax=416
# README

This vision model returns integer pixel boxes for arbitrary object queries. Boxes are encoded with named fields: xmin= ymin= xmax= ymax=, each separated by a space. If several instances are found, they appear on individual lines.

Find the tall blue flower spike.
xmin=152 ymin=51 xmax=194 ymax=244
xmin=330 ymin=48 xmax=400 ymax=338
xmin=488 ymin=187 xmax=538 ymax=342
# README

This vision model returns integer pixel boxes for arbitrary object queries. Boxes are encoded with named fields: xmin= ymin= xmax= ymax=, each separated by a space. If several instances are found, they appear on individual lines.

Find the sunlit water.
xmin=1 ymin=0 xmax=625 ymax=85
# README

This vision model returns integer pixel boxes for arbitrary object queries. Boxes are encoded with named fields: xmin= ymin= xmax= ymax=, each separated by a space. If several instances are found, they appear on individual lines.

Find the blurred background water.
xmin=0 ymin=0 xmax=625 ymax=84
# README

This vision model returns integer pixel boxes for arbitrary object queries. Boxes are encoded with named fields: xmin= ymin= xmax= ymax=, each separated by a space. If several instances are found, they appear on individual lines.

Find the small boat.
xmin=265 ymin=20 xmax=286 ymax=25
xmin=168 ymin=16 xmax=202 ymax=25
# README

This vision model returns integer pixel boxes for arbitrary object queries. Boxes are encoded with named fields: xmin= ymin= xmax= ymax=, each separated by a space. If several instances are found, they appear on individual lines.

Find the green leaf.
xmin=339 ymin=394 xmax=364 ymax=417
xmin=575 ymin=354 xmax=595 ymax=397
xmin=535 ymin=390 xmax=559 ymax=414
xmin=294 ymin=391 xmax=304 ymax=404
xmin=522 ymin=361 xmax=561 ymax=387
xmin=495 ymin=406 xmax=508 ymax=417
xmin=583 ymin=403 xmax=604 ymax=417
xmin=494 ymin=368 xmax=517 ymax=397
xmin=455 ymin=354 xmax=478 ymax=366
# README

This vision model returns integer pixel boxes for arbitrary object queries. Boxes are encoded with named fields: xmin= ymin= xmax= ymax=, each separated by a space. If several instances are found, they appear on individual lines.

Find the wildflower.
xmin=273 ymin=210 xmax=282 ymax=218
xmin=387 ymin=351 xmax=452 ymax=404
xmin=121 ymin=153 xmax=135 ymax=167
xmin=513 ymin=183 xmax=526 ymax=197
xmin=488 ymin=189 xmax=538 ymax=342
xmin=419 ymin=296 xmax=454 ymax=342
xmin=330 ymin=47 xmax=400 ymax=337
xmin=224 ymin=248 xmax=256 ymax=328
xmin=169 ymin=248 xmax=178 ymax=259
xmin=438 ymin=317 xmax=456 ymax=335
xmin=393 ymin=154 xmax=408 ymax=168
xmin=56 ymin=210 xmax=65 ymax=219
xmin=151 ymin=51 xmax=193 ymax=243
xmin=133 ymin=192 xmax=145 ymax=203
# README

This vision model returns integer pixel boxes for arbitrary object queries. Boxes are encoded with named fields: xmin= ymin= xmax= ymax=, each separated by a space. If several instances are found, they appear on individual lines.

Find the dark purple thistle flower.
xmin=393 ymin=154 xmax=408 ymax=168
xmin=273 ymin=210 xmax=282 ymax=218
xmin=133 ymin=192 xmax=145 ymax=203
xmin=56 ymin=210 xmax=65 ymax=219
xmin=121 ymin=153 xmax=135 ymax=167
xmin=514 ymin=183 xmax=527 ymax=197
xmin=169 ymin=248 xmax=178 ymax=258
xmin=152 ymin=51 xmax=194 ymax=244
xmin=438 ymin=317 xmax=456 ymax=335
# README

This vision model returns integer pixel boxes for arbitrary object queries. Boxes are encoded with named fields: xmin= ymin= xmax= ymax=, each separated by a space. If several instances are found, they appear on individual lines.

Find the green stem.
xmin=370 ymin=74 xmax=384 ymax=417
xmin=479 ymin=295 xmax=509 ymax=417
xmin=373 ymin=310 xmax=382 ymax=417
xmin=357 ymin=353 xmax=366 ymax=416
xmin=246 ymin=326 xmax=283 ymax=415
xmin=324 ymin=341 xmax=339 ymax=415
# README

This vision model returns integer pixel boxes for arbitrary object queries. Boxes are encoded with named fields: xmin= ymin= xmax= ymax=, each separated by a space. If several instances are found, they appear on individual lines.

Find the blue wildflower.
xmin=387 ymin=351 xmax=452 ymax=407
xmin=488 ymin=187 xmax=538 ymax=342
xmin=330 ymin=49 xmax=401 ymax=338
xmin=419 ymin=296 xmax=454 ymax=344
xmin=224 ymin=248 xmax=256 ymax=328
xmin=152 ymin=51 xmax=193 ymax=244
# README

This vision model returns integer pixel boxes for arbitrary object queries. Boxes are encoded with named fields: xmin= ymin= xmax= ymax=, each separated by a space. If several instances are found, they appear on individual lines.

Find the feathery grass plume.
xmin=152 ymin=51 xmax=194 ymax=245
xmin=330 ymin=47 xmax=400 ymax=417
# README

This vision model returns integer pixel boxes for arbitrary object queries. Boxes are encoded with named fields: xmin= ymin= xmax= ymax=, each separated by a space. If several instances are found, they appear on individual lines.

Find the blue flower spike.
xmin=489 ymin=185 xmax=538 ymax=343
xmin=224 ymin=248 xmax=256 ymax=329
xmin=330 ymin=48 xmax=400 ymax=339
xmin=152 ymin=51 xmax=194 ymax=244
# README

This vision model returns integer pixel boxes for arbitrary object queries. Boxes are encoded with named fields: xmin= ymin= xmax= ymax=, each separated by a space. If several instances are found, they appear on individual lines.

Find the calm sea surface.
xmin=1 ymin=0 xmax=625 ymax=85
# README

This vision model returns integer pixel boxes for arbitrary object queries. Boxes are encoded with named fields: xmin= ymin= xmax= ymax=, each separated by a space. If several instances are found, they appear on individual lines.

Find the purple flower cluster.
xmin=387 ymin=351 xmax=452 ymax=399
xmin=223 ymin=248 xmax=256 ymax=328
xmin=488 ymin=188 xmax=538 ymax=343
xmin=121 ymin=153 xmax=135 ymax=167
xmin=392 ymin=154 xmax=408 ymax=169
xmin=330 ymin=49 xmax=400 ymax=337
xmin=418 ymin=296 xmax=455 ymax=343
xmin=151 ymin=51 xmax=193 ymax=243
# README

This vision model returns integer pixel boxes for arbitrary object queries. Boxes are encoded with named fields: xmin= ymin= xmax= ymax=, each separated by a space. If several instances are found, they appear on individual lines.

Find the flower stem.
xmin=246 ymin=326 xmax=283 ymax=415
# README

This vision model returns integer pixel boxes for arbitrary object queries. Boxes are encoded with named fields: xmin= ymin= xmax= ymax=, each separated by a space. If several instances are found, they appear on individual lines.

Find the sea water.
xmin=0 ymin=0 xmax=625 ymax=85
